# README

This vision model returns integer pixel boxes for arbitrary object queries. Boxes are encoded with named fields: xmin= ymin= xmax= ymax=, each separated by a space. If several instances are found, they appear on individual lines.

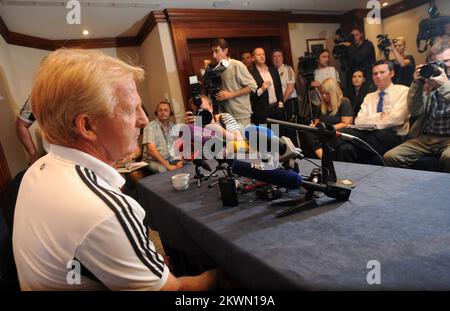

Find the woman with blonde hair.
xmin=305 ymin=78 xmax=353 ymax=159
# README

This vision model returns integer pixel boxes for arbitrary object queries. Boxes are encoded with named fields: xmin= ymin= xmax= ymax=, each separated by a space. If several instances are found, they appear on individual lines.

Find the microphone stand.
xmin=206 ymin=158 xmax=233 ymax=188
xmin=192 ymin=159 xmax=212 ymax=188
xmin=267 ymin=119 xmax=352 ymax=218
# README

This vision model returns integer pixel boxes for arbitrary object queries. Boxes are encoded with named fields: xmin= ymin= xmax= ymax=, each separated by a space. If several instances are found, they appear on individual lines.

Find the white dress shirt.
xmin=355 ymin=83 xmax=410 ymax=136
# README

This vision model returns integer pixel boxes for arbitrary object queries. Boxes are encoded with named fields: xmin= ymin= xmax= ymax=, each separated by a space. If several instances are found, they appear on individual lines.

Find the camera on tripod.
xmin=189 ymin=75 xmax=213 ymax=126
xmin=298 ymin=52 xmax=317 ymax=85
xmin=419 ymin=60 xmax=449 ymax=79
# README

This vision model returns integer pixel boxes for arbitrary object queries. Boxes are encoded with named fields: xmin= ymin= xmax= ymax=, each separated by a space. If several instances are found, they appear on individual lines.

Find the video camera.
xmin=202 ymin=63 xmax=223 ymax=113
xmin=417 ymin=1 xmax=450 ymax=53
xmin=332 ymin=29 xmax=354 ymax=71
xmin=377 ymin=34 xmax=396 ymax=59
xmin=298 ymin=52 xmax=317 ymax=85
xmin=189 ymin=76 xmax=213 ymax=126
xmin=419 ymin=60 xmax=449 ymax=79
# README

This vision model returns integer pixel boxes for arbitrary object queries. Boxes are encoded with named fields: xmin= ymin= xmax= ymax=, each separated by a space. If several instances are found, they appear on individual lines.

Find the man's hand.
xmin=413 ymin=64 xmax=425 ymax=82
xmin=260 ymin=81 xmax=271 ymax=92
xmin=426 ymin=67 xmax=449 ymax=90
xmin=216 ymin=90 xmax=234 ymax=101
xmin=175 ymin=161 xmax=184 ymax=169
xmin=339 ymin=42 xmax=352 ymax=47
xmin=310 ymin=81 xmax=321 ymax=88
xmin=185 ymin=111 xmax=195 ymax=124
xmin=166 ymin=164 xmax=178 ymax=171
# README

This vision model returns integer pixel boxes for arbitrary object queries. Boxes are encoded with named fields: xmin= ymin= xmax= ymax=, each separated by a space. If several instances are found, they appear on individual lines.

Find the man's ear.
xmin=389 ymin=70 xmax=395 ymax=79
xmin=224 ymin=47 xmax=229 ymax=56
xmin=74 ymin=114 xmax=97 ymax=142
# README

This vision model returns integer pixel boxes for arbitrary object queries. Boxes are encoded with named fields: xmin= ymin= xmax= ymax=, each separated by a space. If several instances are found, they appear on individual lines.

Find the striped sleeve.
xmin=220 ymin=113 xmax=241 ymax=133
xmin=74 ymin=166 xmax=169 ymax=290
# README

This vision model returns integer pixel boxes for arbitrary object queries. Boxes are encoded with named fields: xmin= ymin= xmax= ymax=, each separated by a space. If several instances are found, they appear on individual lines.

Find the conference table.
xmin=137 ymin=160 xmax=450 ymax=290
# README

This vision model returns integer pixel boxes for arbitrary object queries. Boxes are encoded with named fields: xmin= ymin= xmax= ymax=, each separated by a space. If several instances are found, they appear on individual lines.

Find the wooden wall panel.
xmin=165 ymin=9 xmax=296 ymax=108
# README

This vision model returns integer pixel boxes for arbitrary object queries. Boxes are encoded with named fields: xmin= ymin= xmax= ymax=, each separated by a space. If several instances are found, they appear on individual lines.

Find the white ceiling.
xmin=0 ymin=0 xmax=402 ymax=40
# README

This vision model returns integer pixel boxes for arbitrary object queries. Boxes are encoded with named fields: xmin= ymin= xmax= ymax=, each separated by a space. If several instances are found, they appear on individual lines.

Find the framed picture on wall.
xmin=306 ymin=38 xmax=327 ymax=55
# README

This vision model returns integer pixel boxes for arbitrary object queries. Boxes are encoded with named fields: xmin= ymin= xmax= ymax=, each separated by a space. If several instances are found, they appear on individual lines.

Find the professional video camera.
xmin=189 ymin=76 xmax=213 ymax=126
xmin=332 ymin=29 xmax=354 ymax=71
xmin=417 ymin=1 xmax=450 ymax=53
xmin=377 ymin=34 xmax=396 ymax=59
xmin=203 ymin=61 xmax=229 ymax=114
xmin=298 ymin=52 xmax=317 ymax=85
xmin=419 ymin=60 xmax=449 ymax=79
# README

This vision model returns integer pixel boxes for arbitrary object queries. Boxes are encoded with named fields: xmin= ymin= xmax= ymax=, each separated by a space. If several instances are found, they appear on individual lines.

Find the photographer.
xmin=210 ymin=38 xmax=257 ymax=127
xmin=389 ymin=37 xmax=416 ymax=87
xmin=384 ymin=36 xmax=450 ymax=172
xmin=340 ymin=27 xmax=376 ymax=88
xmin=185 ymin=95 xmax=244 ymax=142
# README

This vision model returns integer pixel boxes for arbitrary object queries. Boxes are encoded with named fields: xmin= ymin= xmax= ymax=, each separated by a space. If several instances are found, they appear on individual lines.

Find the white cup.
xmin=172 ymin=173 xmax=190 ymax=191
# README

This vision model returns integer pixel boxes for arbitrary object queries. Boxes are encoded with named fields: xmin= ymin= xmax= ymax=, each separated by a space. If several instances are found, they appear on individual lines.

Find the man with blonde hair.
xmin=13 ymin=49 xmax=222 ymax=291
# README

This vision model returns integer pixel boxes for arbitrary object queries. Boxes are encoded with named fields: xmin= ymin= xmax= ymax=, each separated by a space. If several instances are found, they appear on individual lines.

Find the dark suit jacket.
xmin=249 ymin=65 xmax=283 ymax=124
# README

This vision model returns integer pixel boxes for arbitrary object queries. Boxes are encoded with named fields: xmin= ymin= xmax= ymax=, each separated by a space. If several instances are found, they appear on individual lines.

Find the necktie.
xmin=377 ymin=91 xmax=385 ymax=113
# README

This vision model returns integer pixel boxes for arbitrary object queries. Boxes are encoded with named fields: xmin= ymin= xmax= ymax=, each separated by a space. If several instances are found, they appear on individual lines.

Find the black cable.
xmin=353 ymin=137 xmax=386 ymax=166
xmin=302 ymin=158 xmax=321 ymax=168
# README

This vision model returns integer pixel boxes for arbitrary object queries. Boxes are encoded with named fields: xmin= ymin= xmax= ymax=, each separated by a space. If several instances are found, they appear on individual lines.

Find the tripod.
xmin=298 ymin=75 xmax=322 ymax=125
xmin=192 ymin=159 xmax=212 ymax=188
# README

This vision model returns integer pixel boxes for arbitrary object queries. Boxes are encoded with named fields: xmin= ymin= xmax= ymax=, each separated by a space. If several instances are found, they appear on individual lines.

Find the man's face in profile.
xmin=93 ymin=78 xmax=148 ymax=164
xmin=211 ymin=45 xmax=228 ymax=64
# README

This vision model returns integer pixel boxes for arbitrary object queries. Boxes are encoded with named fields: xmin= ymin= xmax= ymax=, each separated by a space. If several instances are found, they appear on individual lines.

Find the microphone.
xmin=244 ymin=125 xmax=303 ymax=162
xmin=244 ymin=125 xmax=287 ymax=155
xmin=176 ymin=124 xmax=226 ymax=160
xmin=266 ymin=118 xmax=358 ymax=142
xmin=231 ymin=160 xmax=302 ymax=189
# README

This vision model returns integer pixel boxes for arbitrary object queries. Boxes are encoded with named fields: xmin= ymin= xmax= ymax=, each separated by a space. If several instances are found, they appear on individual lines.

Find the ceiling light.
xmin=382 ymin=2 xmax=388 ymax=6
xmin=82 ymin=30 xmax=89 ymax=36
xmin=242 ymin=1 xmax=250 ymax=6
xmin=213 ymin=0 xmax=232 ymax=8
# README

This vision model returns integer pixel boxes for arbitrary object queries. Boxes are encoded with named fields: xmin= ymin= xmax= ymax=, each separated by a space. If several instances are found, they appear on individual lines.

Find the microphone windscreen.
xmin=231 ymin=160 xmax=302 ymax=189
xmin=244 ymin=125 xmax=273 ymax=141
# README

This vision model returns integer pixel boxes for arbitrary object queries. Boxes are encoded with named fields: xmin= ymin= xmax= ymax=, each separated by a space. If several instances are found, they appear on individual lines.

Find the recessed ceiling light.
xmin=242 ymin=1 xmax=250 ymax=6
xmin=382 ymin=2 xmax=388 ymax=6
xmin=82 ymin=30 xmax=89 ymax=36
xmin=213 ymin=0 xmax=232 ymax=8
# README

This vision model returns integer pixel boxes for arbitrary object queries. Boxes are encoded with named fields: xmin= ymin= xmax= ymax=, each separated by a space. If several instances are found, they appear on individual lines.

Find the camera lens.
xmin=196 ymin=109 xmax=213 ymax=126
xmin=420 ymin=63 xmax=440 ymax=79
